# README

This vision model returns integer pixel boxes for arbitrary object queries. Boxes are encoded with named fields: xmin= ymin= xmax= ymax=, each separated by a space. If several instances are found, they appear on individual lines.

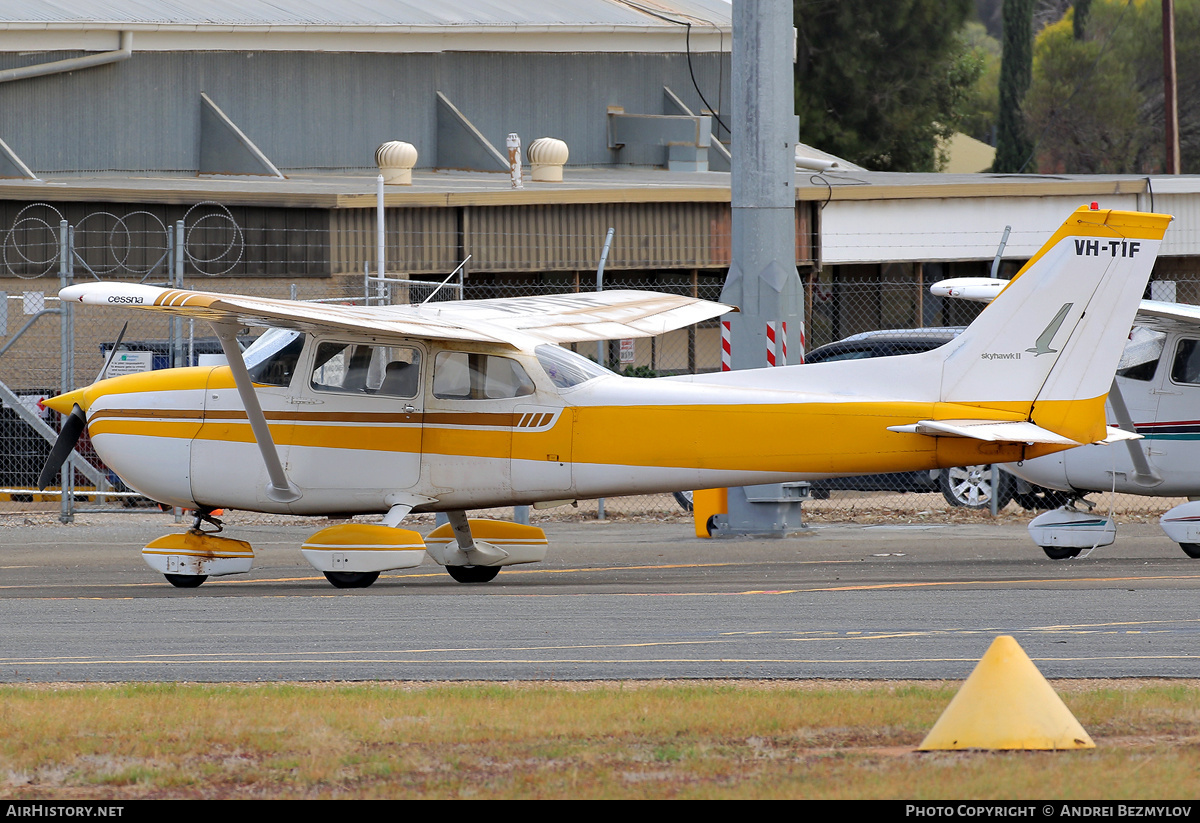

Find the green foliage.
xmin=994 ymin=0 xmax=1036 ymax=171
xmin=619 ymin=365 xmax=658 ymax=379
xmin=960 ymin=22 xmax=1003 ymax=144
xmin=1023 ymin=0 xmax=1200 ymax=173
xmin=794 ymin=0 xmax=981 ymax=172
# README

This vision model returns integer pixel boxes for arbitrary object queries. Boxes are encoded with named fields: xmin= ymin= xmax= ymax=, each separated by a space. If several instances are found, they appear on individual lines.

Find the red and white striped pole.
xmin=721 ymin=320 xmax=732 ymax=371
xmin=766 ymin=320 xmax=787 ymax=366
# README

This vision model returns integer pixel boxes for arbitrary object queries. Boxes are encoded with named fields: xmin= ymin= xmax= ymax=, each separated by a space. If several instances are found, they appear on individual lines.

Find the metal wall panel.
xmin=329 ymin=200 xmax=815 ymax=276
xmin=0 ymin=50 xmax=730 ymax=174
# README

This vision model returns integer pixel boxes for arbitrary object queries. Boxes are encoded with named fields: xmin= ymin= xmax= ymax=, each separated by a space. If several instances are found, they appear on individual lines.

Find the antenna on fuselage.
xmin=420 ymin=255 xmax=471 ymax=305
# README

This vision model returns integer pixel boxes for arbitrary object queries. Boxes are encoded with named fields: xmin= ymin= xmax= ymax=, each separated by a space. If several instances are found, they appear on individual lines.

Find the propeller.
xmin=36 ymin=322 xmax=129 ymax=491
xmin=37 ymin=403 xmax=86 ymax=491
xmin=95 ymin=321 xmax=129 ymax=383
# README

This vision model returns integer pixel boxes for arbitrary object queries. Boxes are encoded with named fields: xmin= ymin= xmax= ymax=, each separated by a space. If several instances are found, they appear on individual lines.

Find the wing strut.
xmin=213 ymin=323 xmax=301 ymax=504
xmin=1107 ymin=378 xmax=1162 ymax=486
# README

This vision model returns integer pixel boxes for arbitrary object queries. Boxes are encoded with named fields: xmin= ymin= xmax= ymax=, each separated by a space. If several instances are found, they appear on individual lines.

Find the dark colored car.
xmin=801 ymin=328 xmax=1068 ymax=510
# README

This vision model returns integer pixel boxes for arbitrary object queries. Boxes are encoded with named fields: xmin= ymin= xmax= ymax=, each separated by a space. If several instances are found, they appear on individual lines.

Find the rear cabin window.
xmin=310 ymin=342 xmax=421 ymax=398
xmin=433 ymin=352 xmax=535 ymax=400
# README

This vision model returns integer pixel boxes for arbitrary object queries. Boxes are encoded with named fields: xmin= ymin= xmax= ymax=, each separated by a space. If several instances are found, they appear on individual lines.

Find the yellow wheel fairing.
xmin=141 ymin=532 xmax=255 ymax=578
xmin=300 ymin=523 xmax=427 ymax=573
xmin=425 ymin=519 xmax=549 ymax=567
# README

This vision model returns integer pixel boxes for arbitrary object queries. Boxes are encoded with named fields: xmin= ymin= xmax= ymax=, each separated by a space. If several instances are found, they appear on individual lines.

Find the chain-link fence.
xmin=0 ymin=203 xmax=1190 ymax=525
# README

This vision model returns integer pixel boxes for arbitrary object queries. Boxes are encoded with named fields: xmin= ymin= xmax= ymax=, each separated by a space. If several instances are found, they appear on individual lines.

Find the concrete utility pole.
xmin=716 ymin=0 xmax=807 ymax=537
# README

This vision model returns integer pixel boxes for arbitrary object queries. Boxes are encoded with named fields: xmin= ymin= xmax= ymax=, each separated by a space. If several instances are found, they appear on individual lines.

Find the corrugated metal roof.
xmin=0 ymin=0 xmax=731 ymax=28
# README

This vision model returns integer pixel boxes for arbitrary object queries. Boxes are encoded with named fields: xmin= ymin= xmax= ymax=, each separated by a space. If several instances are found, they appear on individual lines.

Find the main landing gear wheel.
xmin=1040 ymin=546 xmax=1083 ymax=560
xmin=323 ymin=571 xmax=380 ymax=589
xmin=164 ymin=574 xmax=207 ymax=588
xmin=446 ymin=565 xmax=501 ymax=583
xmin=1179 ymin=543 xmax=1200 ymax=559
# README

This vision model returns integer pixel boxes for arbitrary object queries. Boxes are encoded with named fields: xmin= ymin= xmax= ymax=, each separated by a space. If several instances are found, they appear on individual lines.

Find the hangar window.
xmin=310 ymin=342 xmax=421 ymax=397
xmin=433 ymin=352 xmax=535 ymax=400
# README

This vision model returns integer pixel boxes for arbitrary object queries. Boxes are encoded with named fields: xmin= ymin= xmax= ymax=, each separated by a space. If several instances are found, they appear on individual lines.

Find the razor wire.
xmin=1 ymin=203 xmax=247 ymax=282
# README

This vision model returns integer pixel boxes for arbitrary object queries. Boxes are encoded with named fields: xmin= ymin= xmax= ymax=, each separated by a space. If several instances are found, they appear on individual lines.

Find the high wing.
xmin=59 ymin=282 xmax=735 ymax=348
xmin=931 ymin=277 xmax=1200 ymax=336
xmin=1126 ymin=299 xmax=1200 ymax=334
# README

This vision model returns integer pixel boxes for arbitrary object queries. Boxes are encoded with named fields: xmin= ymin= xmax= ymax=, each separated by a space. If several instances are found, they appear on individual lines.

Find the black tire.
xmin=939 ymin=465 xmax=1014 ymax=509
xmin=1041 ymin=545 xmax=1082 ymax=560
xmin=1179 ymin=543 xmax=1200 ymax=559
xmin=672 ymin=491 xmax=694 ymax=512
xmin=164 ymin=573 xmax=207 ymax=588
xmin=446 ymin=564 xmax=501 ymax=583
xmin=323 ymin=571 xmax=380 ymax=589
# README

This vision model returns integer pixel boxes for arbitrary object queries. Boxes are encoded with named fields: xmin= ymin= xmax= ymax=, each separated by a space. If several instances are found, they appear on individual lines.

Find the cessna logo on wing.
xmin=1075 ymin=239 xmax=1141 ymax=257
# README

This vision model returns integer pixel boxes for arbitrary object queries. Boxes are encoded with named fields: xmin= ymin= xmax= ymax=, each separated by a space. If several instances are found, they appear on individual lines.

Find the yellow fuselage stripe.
xmin=87 ymin=395 xmax=1094 ymax=473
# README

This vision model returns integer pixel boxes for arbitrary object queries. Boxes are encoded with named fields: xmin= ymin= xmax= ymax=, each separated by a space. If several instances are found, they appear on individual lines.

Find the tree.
xmin=794 ymin=0 xmax=981 ymax=172
xmin=1022 ymin=0 xmax=1200 ymax=174
xmin=960 ymin=21 xmax=1003 ymax=145
xmin=994 ymin=0 xmax=1035 ymax=171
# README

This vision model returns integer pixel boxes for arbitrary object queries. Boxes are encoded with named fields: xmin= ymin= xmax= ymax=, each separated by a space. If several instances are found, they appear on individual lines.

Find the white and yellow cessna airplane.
xmin=41 ymin=205 xmax=1170 ymax=588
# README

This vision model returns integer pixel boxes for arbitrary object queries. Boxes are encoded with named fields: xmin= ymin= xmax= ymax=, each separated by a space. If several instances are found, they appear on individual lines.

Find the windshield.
xmin=244 ymin=328 xmax=304 ymax=386
xmin=535 ymin=344 xmax=612 ymax=389
xmin=1116 ymin=327 xmax=1166 ymax=382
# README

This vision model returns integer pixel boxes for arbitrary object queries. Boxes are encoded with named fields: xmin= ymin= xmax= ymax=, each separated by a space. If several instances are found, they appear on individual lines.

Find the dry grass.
xmin=1 ymin=680 xmax=1198 ymax=799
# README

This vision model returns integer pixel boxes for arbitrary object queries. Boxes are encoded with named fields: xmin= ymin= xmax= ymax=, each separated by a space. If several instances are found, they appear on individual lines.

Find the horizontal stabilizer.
xmin=1095 ymin=426 xmax=1143 ymax=445
xmin=887 ymin=419 xmax=1081 ymax=445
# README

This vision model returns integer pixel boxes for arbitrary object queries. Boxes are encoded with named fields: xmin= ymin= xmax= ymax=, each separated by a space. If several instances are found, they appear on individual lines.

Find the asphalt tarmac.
xmin=1 ymin=511 xmax=1198 ymax=682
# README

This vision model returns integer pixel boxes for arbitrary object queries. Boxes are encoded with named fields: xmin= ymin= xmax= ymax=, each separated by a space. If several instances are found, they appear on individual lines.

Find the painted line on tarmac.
xmin=3 ymin=568 xmax=1197 ymax=597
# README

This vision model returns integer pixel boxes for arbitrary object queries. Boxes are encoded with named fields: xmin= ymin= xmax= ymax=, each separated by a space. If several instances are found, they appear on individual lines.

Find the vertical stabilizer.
xmin=939 ymin=206 xmax=1170 ymax=442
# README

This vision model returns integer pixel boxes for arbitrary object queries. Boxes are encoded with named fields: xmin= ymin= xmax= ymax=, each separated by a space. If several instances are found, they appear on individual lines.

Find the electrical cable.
xmin=616 ymin=0 xmax=732 ymax=136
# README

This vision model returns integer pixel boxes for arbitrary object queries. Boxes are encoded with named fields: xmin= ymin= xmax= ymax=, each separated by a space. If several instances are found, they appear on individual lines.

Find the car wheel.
xmin=672 ymin=491 xmax=694 ymax=512
xmin=938 ymin=465 xmax=1014 ymax=509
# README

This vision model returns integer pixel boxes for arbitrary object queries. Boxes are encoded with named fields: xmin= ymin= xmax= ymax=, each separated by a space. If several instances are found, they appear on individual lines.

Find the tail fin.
xmin=940 ymin=206 xmax=1170 ymax=442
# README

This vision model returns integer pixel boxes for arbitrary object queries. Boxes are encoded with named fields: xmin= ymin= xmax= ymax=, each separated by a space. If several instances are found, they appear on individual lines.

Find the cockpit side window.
xmin=1117 ymin=327 xmax=1166 ymax=382
xmin=1171 ymin=338 xmax=1200 ymax=385
xmin=433 ymin=352 xmax=535 ymax=400
xmin=245 ymin=329 xmax=305 ymax=387
xmin=311 ymin=342 xmax=421 ymax=397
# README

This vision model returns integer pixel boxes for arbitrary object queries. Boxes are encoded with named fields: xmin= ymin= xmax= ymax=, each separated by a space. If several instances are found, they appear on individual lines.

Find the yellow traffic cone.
xmin=919 ymin=635 xmax=1095 ymax=750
